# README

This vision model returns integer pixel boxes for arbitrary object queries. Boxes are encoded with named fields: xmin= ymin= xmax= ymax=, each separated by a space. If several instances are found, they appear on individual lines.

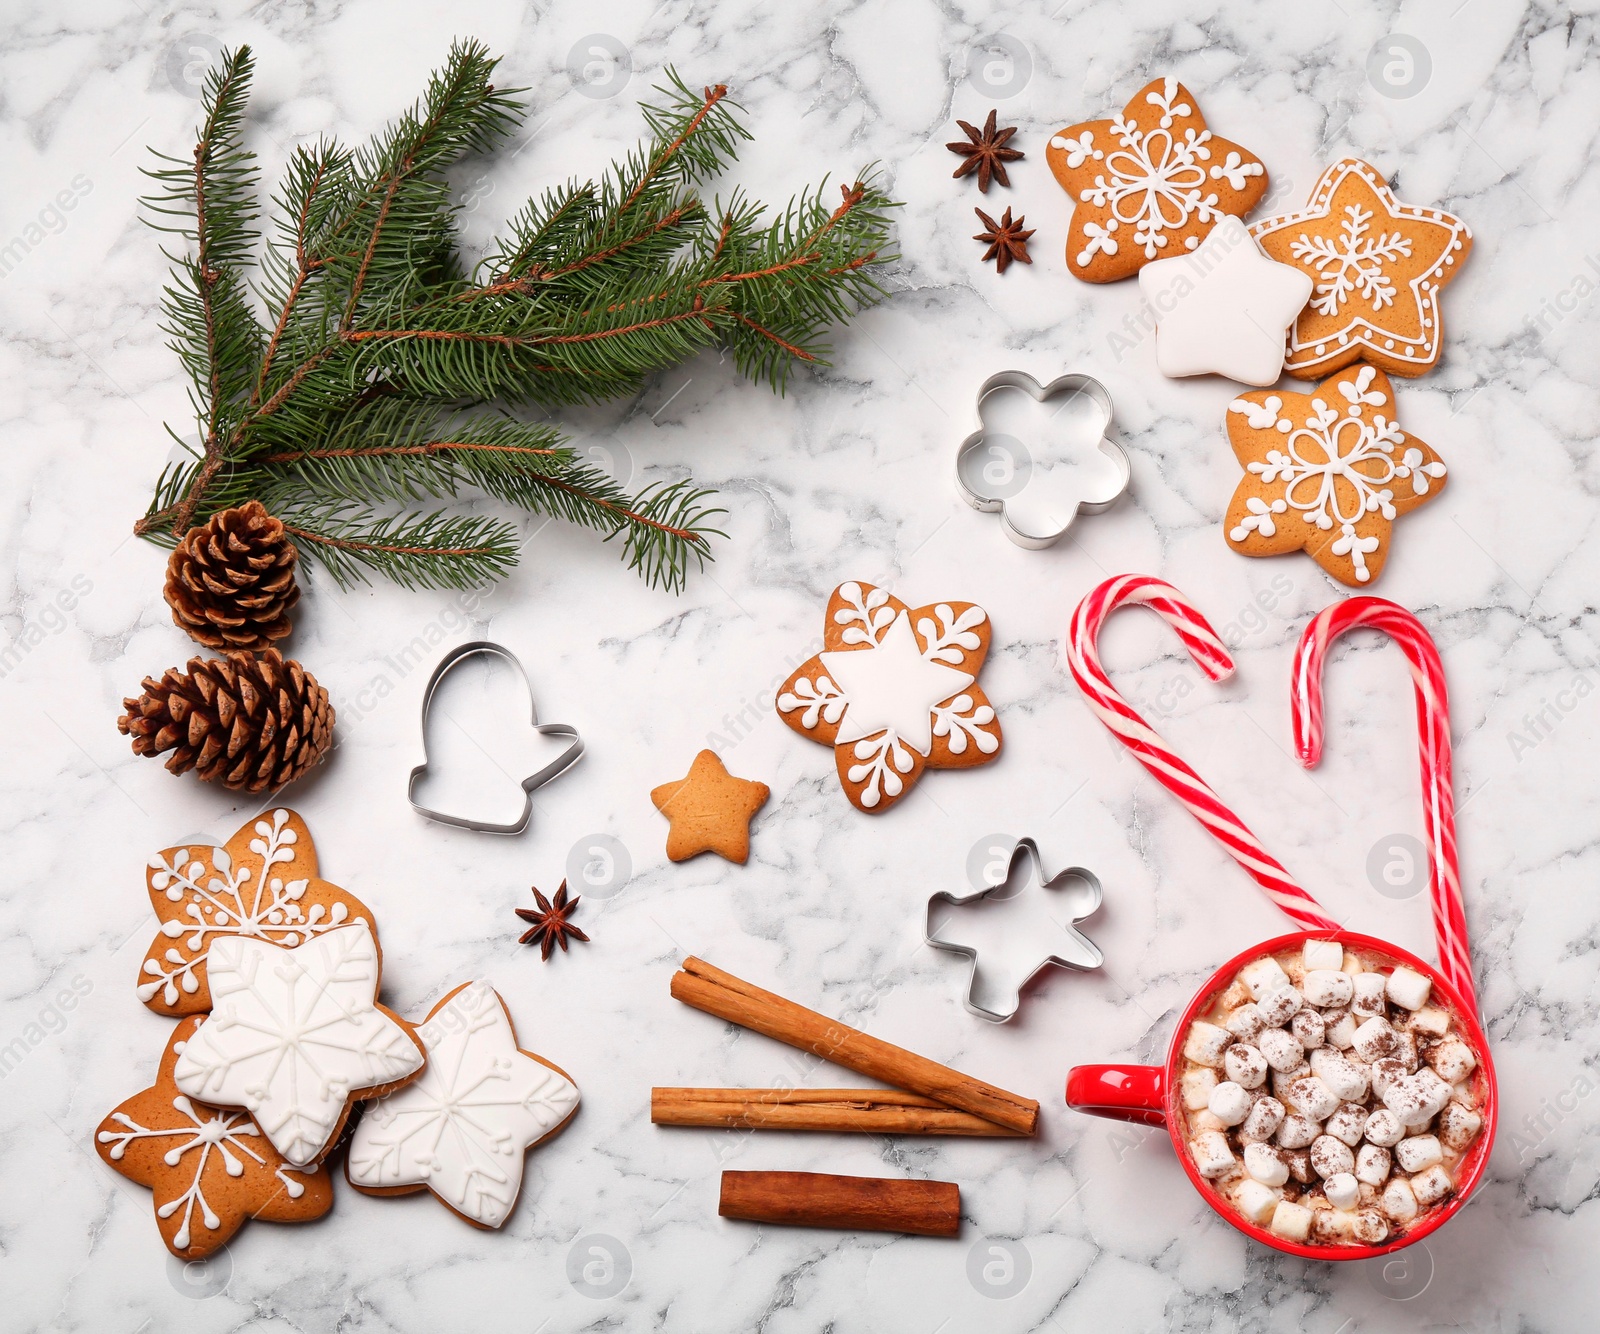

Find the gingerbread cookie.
xmin=173 ymin=920 xmax=426 ymax=1167
xmin=95 ymin=1016 xmax=333 ymax=1257
xmin=1046 ymin=76 xmax=1268 ymax=284
xmin=651 ymin=750 xmax=770 ymax=863
xmin=776 ymin=582 xmax=1001 ymax=813
xmin=347 ymin=980 xmax=580 ymax=1229
xmin=1223 ymin=364 xmax=1447 ymax=586
xmin=137 ymin=807 xmax=373 ymax=1016
xmin=1249 ymin=158 xmax=1471 ymax=378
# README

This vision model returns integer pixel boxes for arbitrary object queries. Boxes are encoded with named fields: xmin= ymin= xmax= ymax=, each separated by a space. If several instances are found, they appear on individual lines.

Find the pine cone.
xmin=164 ymin=501 xmax=300 ymax=650
xmin=117 ymin=649 xmax=334 ymax=792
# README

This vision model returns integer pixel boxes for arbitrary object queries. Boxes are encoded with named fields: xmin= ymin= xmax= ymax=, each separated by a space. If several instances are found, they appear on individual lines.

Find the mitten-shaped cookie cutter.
xmin=407 ymin=641 xmax=583 ymax=834
xmin=924 ymin=836 xmax=1104 ymax=1022
xmin=955 ymin=371 xmax=1130 ymax=549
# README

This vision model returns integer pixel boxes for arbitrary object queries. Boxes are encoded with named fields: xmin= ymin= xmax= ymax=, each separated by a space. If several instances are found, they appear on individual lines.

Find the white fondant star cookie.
xmin=347 ymin=981 xmax=580 ymax=1229
xmin=1138 ymin=216 xmax=1314 ymax=386
xmin=173 ymin=921 xmax=426 ymax=1167
xmin=776 ymin=581 xmax=1002 ymax=813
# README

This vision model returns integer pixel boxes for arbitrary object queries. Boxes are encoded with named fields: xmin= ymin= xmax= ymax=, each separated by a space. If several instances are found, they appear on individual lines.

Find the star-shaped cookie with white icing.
xmin=776 ymin=581 xmax=1001 ymax=813
xmin=1138 ymin=215 xmax=1313 ymax=386
xmin=173 ymin=920 xmax=426 ymax=1167
xmin=347 ymin=981 xmax=579 ymax=1229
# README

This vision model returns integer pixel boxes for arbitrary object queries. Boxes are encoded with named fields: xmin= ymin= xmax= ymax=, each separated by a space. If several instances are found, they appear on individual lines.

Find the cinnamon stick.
xmin=671 ymin=957 xmax=1039 ymax=1136
xmin=652 ymin=1086 xmax=1027 ymax=1136
xmin=719 ymin=1170 xmax=960 ymax=1237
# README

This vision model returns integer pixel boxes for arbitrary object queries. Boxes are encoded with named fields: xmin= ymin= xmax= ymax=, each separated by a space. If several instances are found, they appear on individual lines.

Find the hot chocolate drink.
xmin=1177 ymin=939 xmax=1485 ymax=1246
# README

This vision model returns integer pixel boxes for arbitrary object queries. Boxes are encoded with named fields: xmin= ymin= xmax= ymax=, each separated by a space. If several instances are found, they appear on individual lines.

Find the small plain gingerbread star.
xmin=651 ymin=750 xmax=770 ymax=864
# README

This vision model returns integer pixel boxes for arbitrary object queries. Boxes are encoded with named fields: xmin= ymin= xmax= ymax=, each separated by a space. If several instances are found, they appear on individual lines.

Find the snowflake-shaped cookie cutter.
xmin=924 ymin=837 xmax=1104 ymax=1022
xmin=955 ymin=371 xmax=1131 ymax=549
xmin=408 ymin=641 xmax=584 ymax=834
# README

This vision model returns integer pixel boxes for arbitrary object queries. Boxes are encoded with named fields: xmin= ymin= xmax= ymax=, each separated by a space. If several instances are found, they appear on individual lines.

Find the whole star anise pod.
xmin=973 ymin=207 xmax=1035 ymax=274
xmin=515 ymin=881 xmax=590 ymax=961
xmin=946 ymin=109 xmax=1024 ymax=193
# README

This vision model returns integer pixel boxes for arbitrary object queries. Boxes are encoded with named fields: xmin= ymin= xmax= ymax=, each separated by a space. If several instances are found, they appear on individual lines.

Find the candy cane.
xmin=1066 ymin=575 xmax=1338 ymax=933
xmin=1292 ymin=597 xmax=1475 ymax=1010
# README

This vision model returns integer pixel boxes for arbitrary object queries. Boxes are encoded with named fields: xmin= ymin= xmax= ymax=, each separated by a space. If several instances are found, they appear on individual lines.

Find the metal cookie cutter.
xmin=924 ymin=837 xmax=1104 ymax=1022
xmin=955 ymin=371 xmax=1131 ymax=549
xmin=407 ymin=641 xmax=584 ymax=834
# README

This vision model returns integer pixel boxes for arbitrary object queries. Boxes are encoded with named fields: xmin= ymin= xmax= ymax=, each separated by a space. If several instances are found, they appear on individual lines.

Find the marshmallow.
xmin=1324 ymin=1102 xmax=1369 ymax=1148
xmin=1380 ymin=1177 xmax=1419 ymax=1224
xmin=1258 ymin=1028 xmax=1306 ymax=1073
xmin=1323 ymin=1011 xmax=1357 ymax=1050
xmin=1387 ymin=965 xmax=1433 ymax=1011
xmin=1353 ymin=1209 xmax=1389 ymax=1245
xmin=1244 ymin=1141 xmax=1289 ymax=1186
xmin=1240 ymin=1096 xmax=1286 ymax=1143
xmin=1219 ymin=978 xmax=1254 ymax=1011
xmin=1350 ymin=1016 xmax=1399 ymax=1063
xmin=1355 ymin=1143 xmax=1392 ymax=1186
xmin=1392 ymin=1030 xmax=1420 ymax=1073
xmin=1311 ymin=1206 xmax=1357 ymax=1244
xmin=1276 ymin=1113 xmax=1321 ymax=1150
xmin=1284 ymin=1150 xmax=1315 ymax=1185
xmin=1225 ymin=1043 xmax=1269 ymax=1089
xmin=1183 ymin=1021 xmax=1231 ymax=1068
xmin=1242 ymin=956 xmax=1291 ymax=1000
xmin=1269 ymin=1199 xmax=1314 ymax=1242
xmin=1324 ymin=1171 xmax=1360 ymax=1210
xmin=1410 ymin=1164 xmax=1454 ymax=1205
xmin=1351 ymin=972 xmax=1388 ymax=1018
xmin=1257 ymin=983 xmax=1304 ymax=1028
xmin=1362 ymin=1108 xmax=1404 ymax=1147
xmin=1369 ymin=1057 xmax=1406 ymax=1101
xmin=1190 ymin=1109 xmax=1229 ymax=1133
xmin=1303 ymin=940 xmax=1345 ymax=971
xmin=1302 ymin=970 xmax=1354 ymax=1008
xmin=1383 ymin=1069 xmax=1453 ymax=1123
xmin=1208 ymin=1081 xmax=1254 ymax=1126
xmin=1234 ymin=1178 xmax=1281 ymax=1226
xmin=1309 ymin=1049 xmax=1369 ymax=1102
xmin=1226 ymin=1004 xmax=1266 ymax=1040
xmin=1191 ymin=1131 xmax=1237 ymax=1178
xmin=1409 ymin=1006 xmax=1452 ymax=1037
xmin=1403 ymin=1108 xmax=1437 ymax=1134
xmin=1429 ymin=1038 xmax=1478 ymax=1084
xmin=1290 ymin=1009 xmax=1326 ymax=1050
xmin=1181 ymin=1065 xmax=1220 ymax=1111
xmin=1438 ymin=1101 xmax=1483 ymax=1151
xmin=1395 ymin=1134 xmax=1444 ymax=1173
xmin=1286 ymin=1076 xmax=1341 ymax=1122
xmin=1310 ymin=1134 xmax=1355 ymax=1179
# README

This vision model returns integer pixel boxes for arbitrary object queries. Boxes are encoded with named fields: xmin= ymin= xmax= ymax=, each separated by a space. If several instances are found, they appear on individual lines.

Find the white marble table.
xmin=1 ymin=1 xmax=1595 ymax=1329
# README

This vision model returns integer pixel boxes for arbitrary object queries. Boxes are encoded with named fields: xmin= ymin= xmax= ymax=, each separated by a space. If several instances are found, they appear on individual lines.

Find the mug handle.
xmin=1065 ymin=1064 xmax=1167 ymax=1127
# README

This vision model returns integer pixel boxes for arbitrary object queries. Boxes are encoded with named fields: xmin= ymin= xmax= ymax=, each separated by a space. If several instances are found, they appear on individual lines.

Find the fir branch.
xmin=271 ymin=501 xmax=519 ymax=590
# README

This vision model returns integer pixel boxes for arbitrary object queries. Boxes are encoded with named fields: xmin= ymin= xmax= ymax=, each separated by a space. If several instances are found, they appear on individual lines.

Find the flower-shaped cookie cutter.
xmin=407 ymin=641 xmax=584 ymax=834
xmin=924 ymin=836 xmax=1104 ymax=1022
xmin=955 ymin=371 xmax=1131 ymax=549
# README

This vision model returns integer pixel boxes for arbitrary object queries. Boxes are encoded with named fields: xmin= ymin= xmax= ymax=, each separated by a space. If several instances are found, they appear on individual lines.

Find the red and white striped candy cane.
xmin=1066 ymin=575 xmax=1338 ymax=933
xmin=1292 ymin=597 xmax=1475 ymax=1009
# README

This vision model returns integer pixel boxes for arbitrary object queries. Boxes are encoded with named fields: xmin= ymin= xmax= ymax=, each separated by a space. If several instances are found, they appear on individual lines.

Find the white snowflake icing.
xmin=97 ymin=1093 xmax=311 ymax=1250
xmin=139 ymin=809 xmax=359 ymax=1009
xmin=1290 ymin=203 xmax=1414 ymax=316
xmin=846 ymin=730 xmax=917 ymax=809
xmin=173 ymin=922 xmax=424 ymax=1167
xmin=774 ymin=675 xmax=846 ymax=729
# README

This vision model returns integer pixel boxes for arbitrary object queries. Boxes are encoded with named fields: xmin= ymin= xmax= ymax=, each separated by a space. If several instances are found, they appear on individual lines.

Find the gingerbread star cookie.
xmin=347 ymin=981 xmax=580 ymax=1230
xmin=776 ymin=581 xmax=1001 ymax=813
xmin=95 ymin=1016 xmax=333 ymax=1258
xmin=1249 ymin=158 xmax=1472 ymax=378
xmin=137 ymin=806 xmax=374 ymax=1016
xmin=1046 ymin=76 xmax=1268 ymax=283
xmin=652 ymin=750 xmax=770 ymax=864
xmin=1223 ymin=363 xmax=1448 ymax=586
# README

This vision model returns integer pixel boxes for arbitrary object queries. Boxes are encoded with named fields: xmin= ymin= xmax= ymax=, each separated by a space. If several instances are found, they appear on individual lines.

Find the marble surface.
xmin=1 ymin=0 xmax=1597 ymax=1329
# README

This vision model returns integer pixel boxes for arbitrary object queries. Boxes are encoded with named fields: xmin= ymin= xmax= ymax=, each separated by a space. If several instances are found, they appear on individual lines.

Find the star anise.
xmin=946 ymin=109 xmax=1024 ymax=193
xmin=973 ymin=207 xmax=1035 ymax=274
xmin=515 ymin=881 xmax=590 ymax=961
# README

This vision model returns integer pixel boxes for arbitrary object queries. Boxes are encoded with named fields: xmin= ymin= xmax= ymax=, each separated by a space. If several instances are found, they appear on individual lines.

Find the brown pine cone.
xmin=117 ymin=649 xmax=334 ymax=792
xmin=164 ymin=501 xmax=300 ymax=650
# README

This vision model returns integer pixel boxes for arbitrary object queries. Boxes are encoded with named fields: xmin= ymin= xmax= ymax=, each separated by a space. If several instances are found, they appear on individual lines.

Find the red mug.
xmin=1066 ymin=929 xmax=1497 ymax=1260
